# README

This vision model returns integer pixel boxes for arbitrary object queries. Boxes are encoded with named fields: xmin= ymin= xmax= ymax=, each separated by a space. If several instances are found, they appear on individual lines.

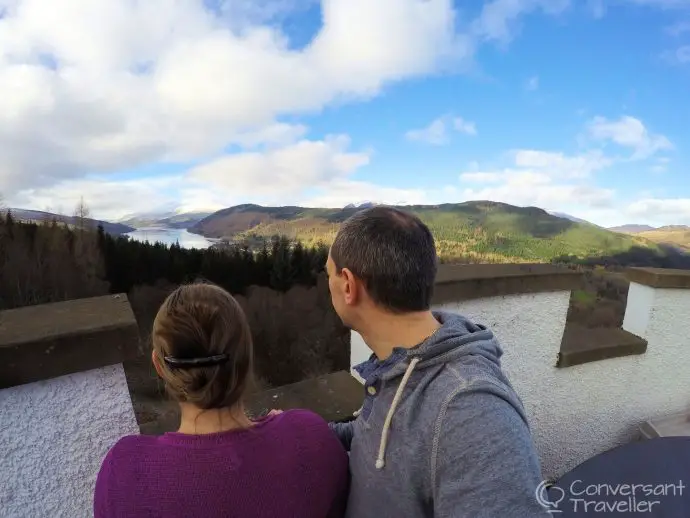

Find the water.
xmin=125 ymin=227 xmax=218 ymax=249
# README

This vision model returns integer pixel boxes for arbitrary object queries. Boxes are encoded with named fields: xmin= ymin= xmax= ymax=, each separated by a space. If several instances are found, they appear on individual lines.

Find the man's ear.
xmin=152 ymin=350 xmax=164 ymax=378
xmin=340 ymin=267 xmax=359 ymax=306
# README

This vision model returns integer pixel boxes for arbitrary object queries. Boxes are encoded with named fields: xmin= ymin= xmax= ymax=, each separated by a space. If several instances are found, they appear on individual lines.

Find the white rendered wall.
xmin=622 ymin=282 xmax=655 ymax=338
xmin=0 ymin=364 xmax=139 ymax=518
xmin=350 ymin=288 xmax=690 ymax=479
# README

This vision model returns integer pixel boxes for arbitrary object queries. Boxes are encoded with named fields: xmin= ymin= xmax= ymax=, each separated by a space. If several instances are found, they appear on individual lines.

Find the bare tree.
xmin=73 ymin=196 xmax=92 ymax=233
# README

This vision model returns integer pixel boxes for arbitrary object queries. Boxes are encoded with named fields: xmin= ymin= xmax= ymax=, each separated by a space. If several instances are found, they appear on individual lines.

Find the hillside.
xmin=635 ymin=226 xmax=690 ymax=251
xmin=190 ymin=201 xmax=657 ymax=262
xmin=5 ymin=208 xmax=134 ymax=235
xmin=608 ymin=224 xmax=656 ymax=234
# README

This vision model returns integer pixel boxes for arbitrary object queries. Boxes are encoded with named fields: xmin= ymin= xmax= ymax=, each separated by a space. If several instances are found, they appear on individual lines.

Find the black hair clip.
xmin=163 ymin=354 xmax=229 ymax=368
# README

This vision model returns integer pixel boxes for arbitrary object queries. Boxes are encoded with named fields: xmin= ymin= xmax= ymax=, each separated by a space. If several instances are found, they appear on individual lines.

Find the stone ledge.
xmin=0 ymin=294 xmax=140 ymax=389
xmin=557 ymin=324 xmax=648 ymax=368
xmin=433 ymin=263 xmax=582 ymax=304
xmin=246 ymin=370 xmax=363 ymax=423
xmin=627 ymin=267 xmax=690 ymax=289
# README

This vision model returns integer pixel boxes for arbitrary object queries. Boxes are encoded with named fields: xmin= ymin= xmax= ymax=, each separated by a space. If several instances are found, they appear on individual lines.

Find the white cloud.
xmin=457 ymin=148 xmax=615 ymax=212
xmin=587 ymin=116 xmax=673 ymax=160
xmin=525 ymin=75 xmax=539 ymax=91
xmin=461 ymin=183 xmax=614 ymax=210
xmin=297 ymin=180 xmax=439 ymax=208
xmin=6 ymin=132 xmax=371 ymax=218
xmin=188 ymin=134 xmax=370 ymax=195
xmin=461 ymin=169 xmax=553 ymax=186
xmin=512 ymin=149 xmax=612 ymax=177
xmin=626 ymin=198 xmax=690 ymax=225
xmin=230 ymin=123 xmax=309 ymax=149
xmin=460 ymin=169 xmax=552 ymax=187
xmin=452 ymin=114 xmax=681 ymax=224
xmin=451 ymin=112 xmax=688 ymax=227
xmin=405 ymin=118 xmax=449 ymax=146
xmin=9 ymin=176 xmax=184 ymax=221
xmin=452 ymin=117 xmax=477 ymax=135
xmin=406 ymin=114 xmax=476 ymax=145
xmin=460 ymin=172 xmax=503 ymax=183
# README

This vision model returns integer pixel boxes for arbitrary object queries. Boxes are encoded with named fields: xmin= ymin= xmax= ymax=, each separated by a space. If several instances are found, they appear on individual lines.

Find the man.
xmin=325 ymin=206 xmax=549 ymax=518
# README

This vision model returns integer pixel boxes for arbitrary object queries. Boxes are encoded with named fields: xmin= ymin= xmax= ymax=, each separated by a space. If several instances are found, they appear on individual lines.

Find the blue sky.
xmin=1 ymin=0 xmax=689 ymax=226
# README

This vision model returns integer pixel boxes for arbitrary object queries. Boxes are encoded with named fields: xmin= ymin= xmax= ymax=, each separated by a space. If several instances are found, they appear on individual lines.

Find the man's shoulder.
xmin=425 ymin=357 xmax=529 ymax=429
xmin=430 ymin=354 xmax=515 ymax=398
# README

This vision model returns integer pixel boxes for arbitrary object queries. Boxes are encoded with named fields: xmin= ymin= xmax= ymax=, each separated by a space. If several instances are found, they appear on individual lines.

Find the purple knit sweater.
xmin=94 ymin=410 xmax=349 ymax=518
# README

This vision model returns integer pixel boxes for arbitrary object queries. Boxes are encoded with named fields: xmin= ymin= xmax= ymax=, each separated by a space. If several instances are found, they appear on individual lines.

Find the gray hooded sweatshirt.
xmin=329 ymin=310 xmax=550 ymax=518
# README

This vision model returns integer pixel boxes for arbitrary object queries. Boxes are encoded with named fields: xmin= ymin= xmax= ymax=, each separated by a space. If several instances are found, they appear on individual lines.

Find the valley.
xmin=186 ymin=201 xmax=658 ymax=263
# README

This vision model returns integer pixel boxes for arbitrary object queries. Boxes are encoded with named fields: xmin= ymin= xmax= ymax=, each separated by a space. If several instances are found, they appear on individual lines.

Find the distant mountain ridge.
xmin=343 ymin=201 xmax=377 ymax=210
xmin=548 ymin=211 xmax=597 ymax=226
xmin=120 ymin=211 xmax=213 ymax=229
xmin=190 ymin=201 xmax=658 ymax=263
xmin=4 ymin=208 xmax=134 ymax=235
xmin=609 ymin=224 xmax=656 ymax=234
xmin=609 ymin=224 xmax=690 ymax=252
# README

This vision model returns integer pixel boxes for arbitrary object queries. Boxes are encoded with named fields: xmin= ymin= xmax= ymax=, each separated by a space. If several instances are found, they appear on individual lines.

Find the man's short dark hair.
xmin=330 ymin=206 xmax=437 ymax=312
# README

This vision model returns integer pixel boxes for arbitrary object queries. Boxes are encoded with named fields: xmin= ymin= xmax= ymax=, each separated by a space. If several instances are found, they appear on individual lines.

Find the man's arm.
xmin=432 ymin=390 xmax=550 ymax=517
xmin=328 ymin=419 xmax=355 ymax=451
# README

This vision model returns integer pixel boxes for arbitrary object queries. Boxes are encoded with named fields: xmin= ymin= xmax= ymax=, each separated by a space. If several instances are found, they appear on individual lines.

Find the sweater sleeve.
xmin=328 ymin=420 xmax=355 ymax=451
xmin=432 ymin=391 xmax=551 ymax=518
xmin=93 ymin=448 xmax=114 ymax=518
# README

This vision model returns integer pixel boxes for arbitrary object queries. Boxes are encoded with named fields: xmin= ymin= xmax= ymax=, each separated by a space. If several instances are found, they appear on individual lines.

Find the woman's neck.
xmin=177 ymin=402 xmax=253 ymax=435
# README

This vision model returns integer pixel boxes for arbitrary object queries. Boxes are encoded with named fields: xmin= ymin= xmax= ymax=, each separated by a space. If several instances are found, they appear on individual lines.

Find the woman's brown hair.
xmin=152 ymin=282 xmax=254 ymax=410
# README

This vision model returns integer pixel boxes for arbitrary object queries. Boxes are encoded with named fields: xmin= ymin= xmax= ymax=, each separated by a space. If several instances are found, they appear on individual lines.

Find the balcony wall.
xmin=351 ymin=265 xmax=690 ymax=479
xmin=2 ymin=265 xmax=690 ymax=517
xmin=0 ymin=295 xmax=140 ymax=518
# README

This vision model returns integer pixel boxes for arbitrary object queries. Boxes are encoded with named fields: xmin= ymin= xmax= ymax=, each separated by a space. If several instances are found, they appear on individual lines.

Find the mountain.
xmin=4 ymin=208 xmax=134 ymax=235
xmin=120 ymin=211 xmax=213 ymax=229
xmin=190 ymin=201 xmax=657 ymax=262
xmin=608 ymin=224 xmax=657 ymax=234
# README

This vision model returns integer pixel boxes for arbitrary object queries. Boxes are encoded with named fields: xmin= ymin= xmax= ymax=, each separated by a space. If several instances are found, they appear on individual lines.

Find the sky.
xmin=0 ymin=0 xmax=689 ymax=227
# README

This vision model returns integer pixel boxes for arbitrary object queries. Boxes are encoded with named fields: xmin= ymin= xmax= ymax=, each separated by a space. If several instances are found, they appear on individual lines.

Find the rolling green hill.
xmin=190 ymin=201 xmax=658 ymax=263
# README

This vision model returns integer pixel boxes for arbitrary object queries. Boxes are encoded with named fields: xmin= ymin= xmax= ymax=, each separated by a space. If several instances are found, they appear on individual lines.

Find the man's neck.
xmin=358 ymin=310 xmax=441 ymax=361
xmin=177 ymin=403 xmax=253 ymax=435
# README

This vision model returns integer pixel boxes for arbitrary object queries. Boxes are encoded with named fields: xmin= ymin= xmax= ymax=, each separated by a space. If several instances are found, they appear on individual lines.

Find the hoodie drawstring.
xmin=375 ymin=357 xmax=420 ymax=470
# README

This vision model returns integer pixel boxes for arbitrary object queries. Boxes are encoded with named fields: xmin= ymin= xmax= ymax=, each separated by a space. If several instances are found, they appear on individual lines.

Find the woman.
xmin=94 ymin=282 xmax=349 ymax=518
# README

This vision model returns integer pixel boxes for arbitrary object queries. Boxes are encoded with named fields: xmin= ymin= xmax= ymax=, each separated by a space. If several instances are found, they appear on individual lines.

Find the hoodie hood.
xmin=381 ymin=310 xmax=503 ymax=382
